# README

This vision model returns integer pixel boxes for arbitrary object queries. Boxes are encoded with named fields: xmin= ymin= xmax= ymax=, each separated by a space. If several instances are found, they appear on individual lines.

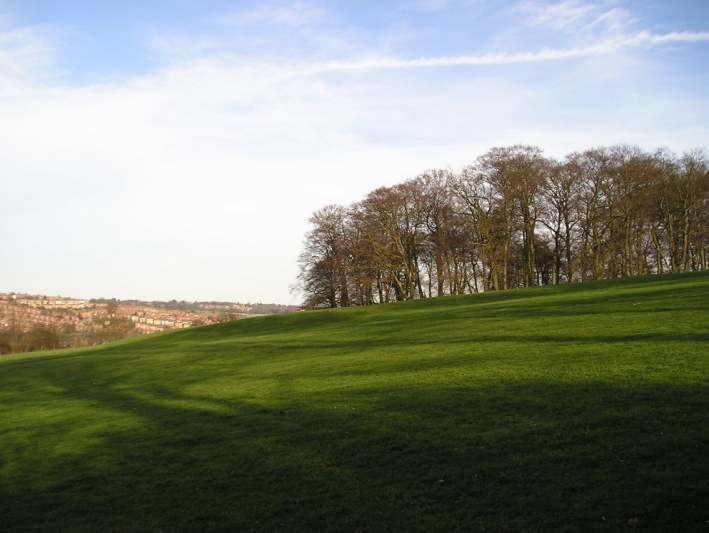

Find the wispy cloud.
xmin=517 ymin=0 xmax=633 ymax=35
xmin=300 ymin=30 xmax=709 ymax=73
xmin=146 ymin=28 xmax=709 ymax=78
xmin=0 ymin=24 xmax=55 ymax=92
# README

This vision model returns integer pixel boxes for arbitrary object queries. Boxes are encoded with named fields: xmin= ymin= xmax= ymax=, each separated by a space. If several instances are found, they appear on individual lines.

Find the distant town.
xmin=0 ymin=293 xmax=299 ymax=354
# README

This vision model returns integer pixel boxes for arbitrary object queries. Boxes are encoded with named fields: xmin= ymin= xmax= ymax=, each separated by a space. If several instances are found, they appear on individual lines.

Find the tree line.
xmin=297 ymin=145 xmax=708 ymax=308
xmin=0 ymin=327 xmax=63 ymax=355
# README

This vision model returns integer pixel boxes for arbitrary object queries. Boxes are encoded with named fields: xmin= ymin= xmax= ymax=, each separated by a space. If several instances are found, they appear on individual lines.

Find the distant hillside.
xmin=0 ymin=293 xmax=299 ymax=355
xmin=1 ymin=272 xmax=707 ymax=531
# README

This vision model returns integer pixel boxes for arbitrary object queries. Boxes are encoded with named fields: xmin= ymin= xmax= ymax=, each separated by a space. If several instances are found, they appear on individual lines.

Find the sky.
xmin=1 ymin=0 xmax=708 ymax=304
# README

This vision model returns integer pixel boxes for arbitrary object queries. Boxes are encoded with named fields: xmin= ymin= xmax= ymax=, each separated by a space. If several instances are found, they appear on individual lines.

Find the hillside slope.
xmin=1 ymin=273 xmax=708 ymax=531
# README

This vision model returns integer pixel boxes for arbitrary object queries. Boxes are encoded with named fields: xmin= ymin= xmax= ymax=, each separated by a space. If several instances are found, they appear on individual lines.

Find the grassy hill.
xmin=1 ymin=273 xmax=708 ymax=531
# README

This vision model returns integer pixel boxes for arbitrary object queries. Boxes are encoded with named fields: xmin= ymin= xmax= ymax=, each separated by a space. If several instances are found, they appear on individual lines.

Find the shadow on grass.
xmin=1 ymin=376 xmax=707 ymax=531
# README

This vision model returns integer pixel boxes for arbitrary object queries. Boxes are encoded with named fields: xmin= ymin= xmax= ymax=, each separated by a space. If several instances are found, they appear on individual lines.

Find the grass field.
xmin=1 ymin=272 xmax=708 ymax=531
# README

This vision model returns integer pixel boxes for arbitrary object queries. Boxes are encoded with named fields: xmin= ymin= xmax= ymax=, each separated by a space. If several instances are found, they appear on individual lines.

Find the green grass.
xmin=1 ymin=273 xmax=708 ymax=531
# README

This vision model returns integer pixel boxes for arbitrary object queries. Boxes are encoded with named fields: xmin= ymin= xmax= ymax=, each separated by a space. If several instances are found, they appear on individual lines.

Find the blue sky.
xmin=1 ymin=0 xmax=708 ymax=302
xmin=5 ymin=1 xmax=709 ymax=79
